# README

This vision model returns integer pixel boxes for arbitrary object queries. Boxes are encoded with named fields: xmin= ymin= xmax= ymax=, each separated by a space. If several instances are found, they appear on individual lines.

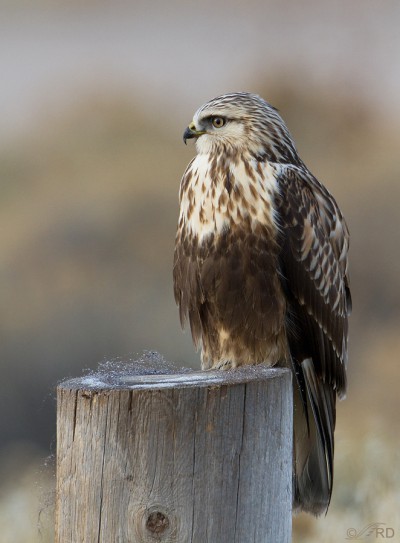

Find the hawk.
xmin=173 ymin=92 xmax=351 ymax=515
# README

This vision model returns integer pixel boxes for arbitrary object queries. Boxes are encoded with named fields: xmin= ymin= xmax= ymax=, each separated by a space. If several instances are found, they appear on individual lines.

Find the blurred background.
xmin=1 ymin=1 xmax=399 ymax=541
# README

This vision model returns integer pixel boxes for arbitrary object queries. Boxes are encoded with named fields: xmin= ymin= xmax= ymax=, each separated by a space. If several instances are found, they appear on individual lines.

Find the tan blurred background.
xmin=1 ymin=1 xmax=399 ymax=542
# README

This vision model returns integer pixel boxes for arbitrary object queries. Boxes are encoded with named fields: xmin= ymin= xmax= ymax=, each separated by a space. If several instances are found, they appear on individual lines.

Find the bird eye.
xmin=211 ymin=117 xmax=225 ymax=128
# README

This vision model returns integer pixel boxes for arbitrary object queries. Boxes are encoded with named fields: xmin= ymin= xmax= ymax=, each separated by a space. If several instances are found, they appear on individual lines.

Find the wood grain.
xmin=56 ymin=366 xmax=292 ymax=542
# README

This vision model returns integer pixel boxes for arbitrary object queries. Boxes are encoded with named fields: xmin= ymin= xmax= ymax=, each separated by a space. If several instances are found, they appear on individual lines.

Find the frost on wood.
xmin=56 ymin=357 xmax=292 ymax=543
xmin=63 ymin=350 xmax=289 ymax=391
xmin=65 ymin=350 xmax=192 ymax=389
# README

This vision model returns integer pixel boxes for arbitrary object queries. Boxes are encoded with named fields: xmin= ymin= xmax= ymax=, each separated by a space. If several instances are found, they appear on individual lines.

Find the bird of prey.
xmin=173 ymin=92 xmax=351 ymax=515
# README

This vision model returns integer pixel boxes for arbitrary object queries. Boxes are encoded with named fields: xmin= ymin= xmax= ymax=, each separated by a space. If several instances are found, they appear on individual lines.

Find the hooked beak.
xmin=183 ymin=121 xmax=204 ymax=144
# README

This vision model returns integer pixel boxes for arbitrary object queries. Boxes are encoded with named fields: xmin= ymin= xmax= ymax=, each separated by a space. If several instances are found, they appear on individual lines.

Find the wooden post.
xmin=56 ymin=365 xmax=292 ymax=543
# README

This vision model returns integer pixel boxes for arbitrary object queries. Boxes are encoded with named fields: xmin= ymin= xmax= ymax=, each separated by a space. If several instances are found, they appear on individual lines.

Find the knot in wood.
xmin=145 ymin=511 xmax=170 ymax=535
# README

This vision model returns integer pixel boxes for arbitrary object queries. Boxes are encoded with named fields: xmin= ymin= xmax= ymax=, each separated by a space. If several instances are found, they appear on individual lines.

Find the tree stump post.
xmin=56 ymin=366 xmax=292 ymax=543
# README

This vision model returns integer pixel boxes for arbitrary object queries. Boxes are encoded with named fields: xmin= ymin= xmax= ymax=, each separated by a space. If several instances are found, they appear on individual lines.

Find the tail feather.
xmin=293 ymin=358 xmax=336 ymax=516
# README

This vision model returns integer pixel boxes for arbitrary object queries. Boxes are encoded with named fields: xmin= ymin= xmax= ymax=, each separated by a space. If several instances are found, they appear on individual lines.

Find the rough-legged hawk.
xmin=173 ymin=92 xmax=351 ymax=515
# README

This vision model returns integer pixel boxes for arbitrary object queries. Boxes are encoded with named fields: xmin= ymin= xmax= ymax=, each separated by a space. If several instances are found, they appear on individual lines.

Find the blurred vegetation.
xmin=1 ymin=81 xmax=399 ymax=541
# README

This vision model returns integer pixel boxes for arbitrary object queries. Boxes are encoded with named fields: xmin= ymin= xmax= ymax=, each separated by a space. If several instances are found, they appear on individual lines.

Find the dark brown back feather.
xmin=275 ymin=165 xmax=351 ymax=513
xmin=276 ymin=166 xmax=350 ymax=396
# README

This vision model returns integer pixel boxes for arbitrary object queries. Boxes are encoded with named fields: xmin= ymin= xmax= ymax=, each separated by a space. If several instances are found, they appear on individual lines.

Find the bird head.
xmin=183 ymin=92 xmax=299 ymax=163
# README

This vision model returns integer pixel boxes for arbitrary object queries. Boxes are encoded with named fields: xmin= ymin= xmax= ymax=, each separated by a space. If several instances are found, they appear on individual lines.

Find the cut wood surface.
xmin=56 ymin=365 xmax=292 ymax=543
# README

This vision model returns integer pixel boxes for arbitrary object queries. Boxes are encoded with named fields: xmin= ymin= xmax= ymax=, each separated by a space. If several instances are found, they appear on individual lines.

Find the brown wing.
xmin=276 ymin=165 xmax=351 ymax=513
xmin=277 ymin=165 xmax=351 ymax=396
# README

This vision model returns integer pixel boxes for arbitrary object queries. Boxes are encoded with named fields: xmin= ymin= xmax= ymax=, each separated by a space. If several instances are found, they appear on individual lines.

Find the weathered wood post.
xmin=56 ymin=365 xmax=292 ymax=543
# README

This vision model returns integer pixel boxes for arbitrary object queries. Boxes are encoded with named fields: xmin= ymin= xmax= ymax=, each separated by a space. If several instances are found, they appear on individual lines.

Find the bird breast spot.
xmin=180 ymin=155 xmax=279 ymax=239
